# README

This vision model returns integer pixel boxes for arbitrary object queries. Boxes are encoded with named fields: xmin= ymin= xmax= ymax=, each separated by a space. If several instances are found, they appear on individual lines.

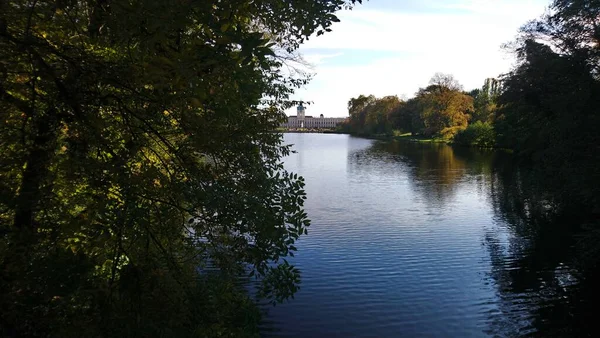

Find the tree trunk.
xmin=14 ymin=110 xmax=59 ymax=233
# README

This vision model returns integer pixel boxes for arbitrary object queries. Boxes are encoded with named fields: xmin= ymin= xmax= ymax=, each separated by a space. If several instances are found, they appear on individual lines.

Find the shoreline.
xmin=281 ymin=130 xmax=511 ymax=151
xmin=278 ymin=129 xmax=340 ymax=134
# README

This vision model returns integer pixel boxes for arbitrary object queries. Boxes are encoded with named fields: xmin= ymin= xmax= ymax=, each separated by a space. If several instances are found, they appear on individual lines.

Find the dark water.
xmin=260 ymin=133 xmax=589 ymax=337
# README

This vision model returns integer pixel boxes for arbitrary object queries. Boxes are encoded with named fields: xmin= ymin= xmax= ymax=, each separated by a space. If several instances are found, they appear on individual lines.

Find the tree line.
xmin=340 ymin=74 xmax=499 ymax=146
xmin=343 ymin=1 xmax=599 ymax=162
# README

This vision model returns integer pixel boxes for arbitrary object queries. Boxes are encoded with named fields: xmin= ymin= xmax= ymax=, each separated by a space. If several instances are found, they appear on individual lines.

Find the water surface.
xmin=261 ymin=133 xmax=582 ymax=337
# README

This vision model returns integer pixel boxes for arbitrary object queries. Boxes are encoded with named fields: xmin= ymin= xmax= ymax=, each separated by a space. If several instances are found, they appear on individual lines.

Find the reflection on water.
xmin=260 ymin=133 xmax=593 ymax=337
xmin=483 ymin=159 xmax=598 ymax=337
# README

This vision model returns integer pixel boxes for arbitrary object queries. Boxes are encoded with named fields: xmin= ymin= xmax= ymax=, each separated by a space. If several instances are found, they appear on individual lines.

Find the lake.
xmin=260 ymin=133 xmax=587 ymax=337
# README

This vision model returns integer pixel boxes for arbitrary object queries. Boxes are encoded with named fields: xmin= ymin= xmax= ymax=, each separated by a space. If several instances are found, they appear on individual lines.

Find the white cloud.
xmin=303 ymin=52 xmax=345 ymax=65
xmin=287 ymin=0 xmax=549 ymax=117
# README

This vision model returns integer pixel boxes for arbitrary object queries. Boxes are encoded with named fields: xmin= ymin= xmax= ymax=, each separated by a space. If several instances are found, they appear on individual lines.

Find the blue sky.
xmin=287 ymin=0 xmax=550 ymax=117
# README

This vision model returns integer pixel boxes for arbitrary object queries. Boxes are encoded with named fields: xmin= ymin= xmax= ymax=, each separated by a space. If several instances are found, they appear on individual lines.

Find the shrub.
xmin=453 ymin=121 xmax=496 ymax=148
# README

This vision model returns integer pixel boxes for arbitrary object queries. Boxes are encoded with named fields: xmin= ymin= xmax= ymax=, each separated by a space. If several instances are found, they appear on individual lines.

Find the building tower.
xmin=297 ymin=103 xmax=306 ymax=128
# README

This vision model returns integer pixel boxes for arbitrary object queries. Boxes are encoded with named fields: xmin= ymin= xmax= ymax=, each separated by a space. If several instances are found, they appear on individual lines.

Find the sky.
xmin=286 ymin=0 xmax=550 ymax=117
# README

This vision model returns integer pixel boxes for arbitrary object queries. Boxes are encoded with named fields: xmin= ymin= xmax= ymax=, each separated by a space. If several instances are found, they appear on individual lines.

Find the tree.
xmin=470 ymin=78 xmax=500 ymax=123
xmin=346 ymin=94 xmax=377 ymax=132
xmin=414 ymin=74 xmax=473 ymax=137
xmin=496 ymin=0 xmax=600 ymax=288
xmin=346 ymin=75 xmax=472 ymax=138
xmin=429 ymin=72 xmax=463 ymax=92
xmin=0 ymin=0 xmax=362 ymax=336
xmin=343 ymin=94 xmax=402 ymax=135
xmin=364 ymin=95 xmax=403 ymax=134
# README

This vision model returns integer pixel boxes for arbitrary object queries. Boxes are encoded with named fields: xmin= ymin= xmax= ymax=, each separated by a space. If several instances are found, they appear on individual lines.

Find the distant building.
xmin=281 ymin=104 xmax=347 ymax=129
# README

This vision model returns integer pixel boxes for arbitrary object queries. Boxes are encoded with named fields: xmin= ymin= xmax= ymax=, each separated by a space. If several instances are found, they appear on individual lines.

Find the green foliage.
xmin=415 ymin=74 xmax=473 ymax=138
xmin=343 ymin=73 xmax=474 ymax=139
xmin=453 ymin=121 xmax=496 ymax=148
xmin=0 ymin=0 xmax=361 ymax=336
xmin=343 ymin=74 xmax=473 ymax=139
xmin=341 ymin=94 xmax=402 ymax=136
xmin=469 ymin=78 xmax=500 ymax=123
xmin=390 ymin=95 xmax=424 ymax=135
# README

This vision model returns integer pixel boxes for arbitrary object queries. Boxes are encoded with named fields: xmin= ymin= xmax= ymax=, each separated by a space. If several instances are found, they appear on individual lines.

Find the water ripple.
xmin=257 ymin=134 xmax=573 ymax=338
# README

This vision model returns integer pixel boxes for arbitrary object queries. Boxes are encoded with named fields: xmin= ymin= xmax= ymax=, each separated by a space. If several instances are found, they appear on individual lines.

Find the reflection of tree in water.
xmin=484 ymin=157 xmax=599 ymax=337
xmin=347 ymin=140 xmax=598 ymax=336
xmin=348 ymin=141 xmax=470 ymax=206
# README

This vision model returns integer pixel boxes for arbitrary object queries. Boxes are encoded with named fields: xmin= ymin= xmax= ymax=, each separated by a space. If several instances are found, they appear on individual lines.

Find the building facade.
xmin=281 ymin=104 xmax=347 ymax=129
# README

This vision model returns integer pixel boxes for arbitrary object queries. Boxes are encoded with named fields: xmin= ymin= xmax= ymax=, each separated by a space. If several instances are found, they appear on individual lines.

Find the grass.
xmin=337 ymin=130 xmax=448 ymax=143
xmin=277 ymin=128 xmax=449 ymax=144
xmin=390 ymin=130 xmax=448 ymax=143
